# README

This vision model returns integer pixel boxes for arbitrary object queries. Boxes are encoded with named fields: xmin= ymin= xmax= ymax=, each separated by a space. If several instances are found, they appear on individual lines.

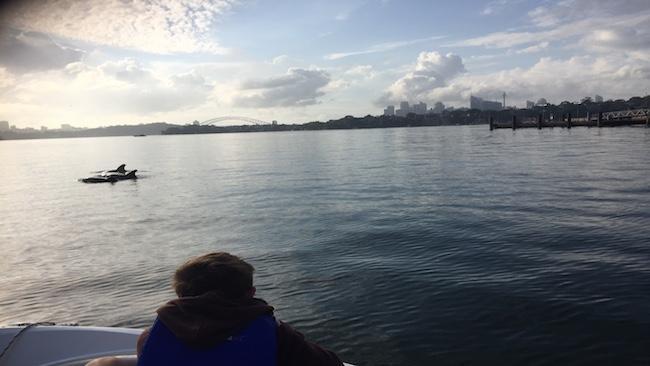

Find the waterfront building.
xmin=594 ymin=95 xmax=603 ymax=103
xmin=470 ymin=95 xmax=502 ymax=111
xmin=432 ymin=102 xmax=445 ymax=114
xmin=0 ymin=120 xmax=9 ymax=131
xmin=41 ymin=126 xmax=48 ymax=131
xmin=386 ymin=101 xmax=432 ymax=116
xmin=536 ymin=98 xmax=548 ymax=106
xmin=526 ymin=100 xmax=535 ymax=109
xmin=482 ymin=100 xmax=502 ymax=111
xmin=470 ymin=96 xmax=482 ymax=109
xmin=413 ymin=102 xmax=427 ymax=115
xmin=396 ymin=101 xmax=410 ymax=117
xmin=60 ymin=123 xmax=74 ymax=131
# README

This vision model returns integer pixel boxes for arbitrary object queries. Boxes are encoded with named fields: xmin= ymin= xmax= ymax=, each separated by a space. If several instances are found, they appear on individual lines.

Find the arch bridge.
xmin=201 ymin=116 xmax=270 ymax=125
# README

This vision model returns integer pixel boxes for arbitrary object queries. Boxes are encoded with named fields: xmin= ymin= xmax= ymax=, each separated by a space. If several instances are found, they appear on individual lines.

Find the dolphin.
xmin=107 ymin=164 xmax=127 ymax=174
xmin=107 ymin=169 xmax=138 ymax=180
xmin=82 ymin=166 xmax=137 ymax=183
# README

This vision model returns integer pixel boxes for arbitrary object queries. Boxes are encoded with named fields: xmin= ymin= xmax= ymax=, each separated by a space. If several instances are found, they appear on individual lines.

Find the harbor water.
xmin=1 ymin=126 xmax=649 ymax=365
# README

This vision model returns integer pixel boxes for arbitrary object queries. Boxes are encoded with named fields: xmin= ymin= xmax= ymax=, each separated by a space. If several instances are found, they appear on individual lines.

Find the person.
xmin=87 ymin=252 xmax=343 ymax=366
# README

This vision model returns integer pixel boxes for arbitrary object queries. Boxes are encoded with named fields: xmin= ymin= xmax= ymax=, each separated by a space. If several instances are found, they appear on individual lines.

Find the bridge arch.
xmin=201 ymin=116 xmax=269 ymax=125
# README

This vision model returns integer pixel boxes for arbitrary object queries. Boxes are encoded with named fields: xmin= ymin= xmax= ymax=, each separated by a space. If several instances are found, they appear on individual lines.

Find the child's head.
xmin=173 ymin=252 xmax=255 ymax=299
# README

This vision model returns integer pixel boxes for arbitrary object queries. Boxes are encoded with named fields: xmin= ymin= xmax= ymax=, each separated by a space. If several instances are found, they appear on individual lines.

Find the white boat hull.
xmin=0 ymin=325 xmax=140 ymax=366
xmin=0 ymin=325 xmax=355 ymax=366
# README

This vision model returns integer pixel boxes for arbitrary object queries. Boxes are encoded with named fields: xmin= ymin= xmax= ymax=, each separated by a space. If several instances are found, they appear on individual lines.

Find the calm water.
xmin=1 ymin=126 xmax=649 ymax=365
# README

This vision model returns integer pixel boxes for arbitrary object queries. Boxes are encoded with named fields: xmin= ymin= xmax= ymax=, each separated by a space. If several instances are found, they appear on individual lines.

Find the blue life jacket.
xmin=138 ymin=315 xmax=277 ymax=366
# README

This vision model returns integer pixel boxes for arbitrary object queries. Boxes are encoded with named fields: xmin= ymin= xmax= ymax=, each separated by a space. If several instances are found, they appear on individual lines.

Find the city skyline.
xmin=1 ymin=0 xmax=649 ymax=128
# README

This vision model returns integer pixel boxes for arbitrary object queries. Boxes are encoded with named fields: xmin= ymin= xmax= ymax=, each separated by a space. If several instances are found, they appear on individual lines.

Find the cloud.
xmin=377 ymin=52 xmax=465 ymax=105
xmin=582 ymin=28 xmax=650 ymax=51
xmin=0 ymin=0 xmax=235 ymax=54
xmin=325 ymin=36 xmax=446 ymax=60
xmin=3 ymin=58 xmax=214 ymax=117
xmin=378 ymin=51 xmax=650 ymax=108
xmin=0 ymin=26 xmax=84 ymax=72
xmin=0 ymin=67 xmax=15 ymax=91
xmin=98 ymin=59 xmax=155 ymax=83
xmin=335 ymin=12 xmax=349 ymax=21
xmin=271 ymin=55 xmax=290 ymax=65
xmin=452 ymin=0 xmax=650 ymax=53
xmin=482 ymin=0 xmax=523 ymax=16
xmin=516 ymin=41 xmax=549 ymax=54
xmin=233 ymin=68 xmax=331 ymax=108
xmin=344 ymin=65 xmax=376 ymax=79
xmin=325 ymin=65 xmax=377 ymax=92
xmin=528 ymin=0 xmax=650 ymax=28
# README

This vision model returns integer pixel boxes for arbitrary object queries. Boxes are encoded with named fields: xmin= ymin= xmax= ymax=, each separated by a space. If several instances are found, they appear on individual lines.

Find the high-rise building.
xmin=0 ymin=121 xmax=9 ymax=131
xmin=526 ymin=100 xmax=535 ymax=109
xmin=60 ymin=123 xmax=74 ymax=131
xmin=396 ymin=101 xmax=410 ymax=117
xmin=41 ymin=126 xmax=48 ymax=131
xmin=470 ymin=96 xmax=502 ymax=111
xmin=433 ymin=102 xmax=445 ymax=114
xmin=413 ymin=102 xmax=427 ymax=115
xmin=594 ymin=95 xmax=603 ymax=103
xmin=470 ymin=96 xmax=482 ymax=109
xmin=383 ymin=105 xmax=395 ymax=116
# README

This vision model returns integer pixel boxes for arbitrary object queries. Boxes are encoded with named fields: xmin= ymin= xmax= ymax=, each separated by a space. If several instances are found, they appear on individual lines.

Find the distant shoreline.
xmin=162 ymin=115 xmax=486 ymax=136
xmin=3 ymin=95 xmax=648 ymax=140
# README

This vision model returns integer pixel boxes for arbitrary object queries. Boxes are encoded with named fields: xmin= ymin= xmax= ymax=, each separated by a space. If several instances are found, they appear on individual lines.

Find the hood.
xmin=156 ymin=291 xmax=274 ymax=349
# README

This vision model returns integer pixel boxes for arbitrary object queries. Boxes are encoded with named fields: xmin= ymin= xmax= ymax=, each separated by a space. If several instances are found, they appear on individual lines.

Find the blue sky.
xmin=0 ymin=0 xmax=649 ymax=128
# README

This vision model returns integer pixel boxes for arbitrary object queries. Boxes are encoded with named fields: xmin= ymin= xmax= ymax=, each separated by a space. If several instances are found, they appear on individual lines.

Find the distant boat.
xmin=133 ymin=134 xmax=146 ymax=137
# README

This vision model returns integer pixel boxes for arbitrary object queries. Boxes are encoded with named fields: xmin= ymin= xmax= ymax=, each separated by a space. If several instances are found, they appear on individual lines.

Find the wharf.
xmin=490 ymin=109 xmax=650 ymax=130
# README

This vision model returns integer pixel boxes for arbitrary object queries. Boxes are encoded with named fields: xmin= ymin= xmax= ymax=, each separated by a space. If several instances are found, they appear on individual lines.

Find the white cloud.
xmin=0 ymin=67 xmax=16 ymax=90
xmin=325 ymin=36 xmax=446 ymax=60
xmin=582 ymin=28 xmax=650 ymax=52
xmin=335 ymin=12 xmax=349 ymax=21
xmin=233 ymin=68 xmax=331 ymax=108
xmin=271 ymin=55 xmax=290 ymax=65
xmin=344 ymin=65 xmax=376 ymax=79
xmin=1 ymin=0 xmax=235 ymax=54
xmin=379 ymin=52 xmax=650 ymax=108
xmin=452 ymin=0 xmax=650 ymax=53
xmin=98 ymin=59 xmax=155 ymax=83
xmin=377 ymin=52 xmax=465 ymax=105
xmin=324 ymin=65 xmax=377 ymax=92
xmin=2 ymin=58 xmax=214 ymax=123
xmin=516 ymin=41 xmax=549 ymax=54
xmin=482 ymin=0 xmax=522 ymax=16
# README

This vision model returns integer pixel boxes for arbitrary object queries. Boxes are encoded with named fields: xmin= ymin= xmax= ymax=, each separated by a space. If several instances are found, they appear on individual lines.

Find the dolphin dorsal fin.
xmin=116 ymin=164 xmax=126 ymax=173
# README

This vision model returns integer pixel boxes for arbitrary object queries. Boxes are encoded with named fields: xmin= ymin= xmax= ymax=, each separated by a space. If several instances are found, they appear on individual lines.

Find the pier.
xmin=489 ymin=109 xmax=650 ymax=130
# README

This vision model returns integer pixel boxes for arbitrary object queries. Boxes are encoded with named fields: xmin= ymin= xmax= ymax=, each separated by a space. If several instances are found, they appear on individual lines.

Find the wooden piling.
xmin=586 ymin=112 xmax=591 ymax=127
xmin=489 ymin=115 xmax=494 ymax=131
xmin=567 ymin=113 xmax=572 ymax=129
xmin=512 ymin=115 xmax=517 ymax=130
xmin=597 ymin=112 xmax=602 ymax=128
xmin=537 ymin=114 xmax=542 ymax=129
xmin=646 ymin=111 xmax=649 ymax=128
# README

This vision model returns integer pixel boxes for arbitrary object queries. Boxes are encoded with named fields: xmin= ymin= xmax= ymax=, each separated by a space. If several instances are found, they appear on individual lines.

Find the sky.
xmin=0 ymin=0 xmax=649 ymax=128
